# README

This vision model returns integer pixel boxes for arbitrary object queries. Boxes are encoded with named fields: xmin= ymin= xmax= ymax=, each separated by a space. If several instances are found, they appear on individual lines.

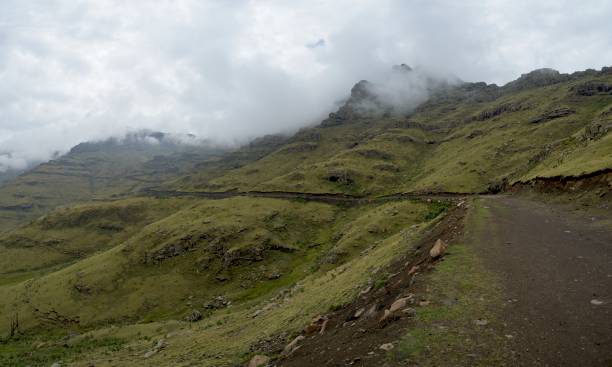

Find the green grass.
xmin=0 ymin=329 xmax=125 ymax=367
xmin=0 ymin=197 xmax=439 ymax=366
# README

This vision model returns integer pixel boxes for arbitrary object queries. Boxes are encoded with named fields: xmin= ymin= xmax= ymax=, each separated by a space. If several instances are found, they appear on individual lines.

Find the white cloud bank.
xmin=0 ymin=0 xmax=611 ymax=171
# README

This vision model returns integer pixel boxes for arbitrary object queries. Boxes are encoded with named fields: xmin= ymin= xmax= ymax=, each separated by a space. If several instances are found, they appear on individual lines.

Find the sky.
xmin=1 ymin=0 xmax=611 ymax=171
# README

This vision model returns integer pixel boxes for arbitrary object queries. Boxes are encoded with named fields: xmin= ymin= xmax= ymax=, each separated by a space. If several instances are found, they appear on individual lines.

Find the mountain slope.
xmin=172 ymin=67 xmax=612 ymax=195
xmin=0 ymin=132 xmax=226 ymax=233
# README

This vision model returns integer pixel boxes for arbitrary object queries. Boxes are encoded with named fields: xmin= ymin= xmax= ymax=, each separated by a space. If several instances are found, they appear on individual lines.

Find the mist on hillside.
xmin=1 ymin=0 xmax=611 ymax=172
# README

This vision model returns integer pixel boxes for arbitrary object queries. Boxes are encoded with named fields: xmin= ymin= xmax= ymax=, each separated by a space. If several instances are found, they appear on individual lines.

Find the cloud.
xmin=0 ymin=0 xmax=611 ymax=171
xmin=306 ymin=39 xmax=326 ymax=49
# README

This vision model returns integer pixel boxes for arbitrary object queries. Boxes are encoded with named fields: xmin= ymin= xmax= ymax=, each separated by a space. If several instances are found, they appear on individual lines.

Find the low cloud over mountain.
xmin=1 ymin=0 xmax=611 ymax=171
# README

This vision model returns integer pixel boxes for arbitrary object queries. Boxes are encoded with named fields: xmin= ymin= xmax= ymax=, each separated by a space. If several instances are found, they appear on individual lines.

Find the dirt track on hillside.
xmin=475 ymin=195 xmax=612 ymax=366
xmin=142 ymin=188 xmax=475 ymax=205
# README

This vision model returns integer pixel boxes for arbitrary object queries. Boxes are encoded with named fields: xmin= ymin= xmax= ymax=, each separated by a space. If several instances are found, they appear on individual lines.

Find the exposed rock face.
xmin=279 ymin=142 xmax=318 ymax=154
xmin=582 ymin=121 xmax=611 ymax=141
xmin=572 ymin=81 xmax=612 ymax=96
xmin=356 ymin=149 xmax=392 ymax=160
xmin=528 ymin=107 xmax=576 ymax=124
xmin=321 ymin=80 xmax=383 ymax=127
xmin=471 ymin=102 xmax=526 ymax=121
xmin=503 ymin=68 xmax=569 ymax=92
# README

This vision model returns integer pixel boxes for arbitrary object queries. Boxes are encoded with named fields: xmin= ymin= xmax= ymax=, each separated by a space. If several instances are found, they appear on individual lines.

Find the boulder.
xmin=304 ymin=315 xmax=328 ymax=335
xmin=354 ymin=307 xmax=365 ymax=319
xmin=184 ymin=309 xmax=202 ymax=322
xmin=389 ymin=297 xmax=412 ymax=313
xmin=319 ymin=319 xmax=329 ymax=335
xmin=143 ymin=338 xmax=166 ymax=358
xmin=282 ymin=335 xmax=305 ymax=356
xmin=429 ymin=239 xmax=448 ymax=258
xmin=247 ymin=355 xmax=270 ymax=367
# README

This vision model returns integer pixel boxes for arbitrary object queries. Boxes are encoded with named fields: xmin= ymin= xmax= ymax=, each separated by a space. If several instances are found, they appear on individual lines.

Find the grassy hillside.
xmin=0 ymin=195 xmax=443 ymax=366
xmin=0 ymin=132 xmax=227 ymax=233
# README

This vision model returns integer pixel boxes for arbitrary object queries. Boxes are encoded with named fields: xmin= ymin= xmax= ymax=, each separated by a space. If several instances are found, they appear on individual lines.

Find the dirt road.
xmin=474 ymin=195 xmax=612 ymax=366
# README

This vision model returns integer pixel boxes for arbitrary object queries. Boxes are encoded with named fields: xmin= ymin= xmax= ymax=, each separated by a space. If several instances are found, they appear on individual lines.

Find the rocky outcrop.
xmin=184 ymin=309 xmax=202 ymax=322
xmin=355 ymin=149 xmax=392 ymax=160
xmin=279 ymin=143 xmax=318 ymax=154
xmin=204 ymin=295 xmax=230 ymax=310
xmin=582 ymin=121 xmax=611 ymax=141
xmin=503 ymin=68 xmax=569 ymax=92
xmin=471 ymin=102 xmax=527 ymax=121
xmin=325 ymin=169 xmax=355 ymax=185
xmin=528 ymin=107 xmax=576 ymax=124
xmin=572 ymin=81 xmax=612 ymax=96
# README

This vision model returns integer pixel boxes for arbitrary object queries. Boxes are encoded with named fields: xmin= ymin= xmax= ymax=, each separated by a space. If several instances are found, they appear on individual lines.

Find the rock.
xmin=319 ymin=319 xmax=329 ymax=335
xmin=143 ymin=350 xmax=157 ymax=358
xmin=389 ymin=297 xmax=412 ymax=313
xmin=282 ymin=335 xmax=305 ymax=356
xmin=185 ymin=309 xmax=202 ymax=322
xmin=154 ymin=338 xmax=166 ymax=350
xmin=248 ymin=355 xmax=270 ymax=367
xmin=429 ymin=239 xmax=448 ymax=258
xmin=205 ymin=295 xmax=229 ymax=309
xmin=379 ymin=343 xmax=394 ymax=351
xmin=401 ymin=307 xmax=417 ymax=317
xmin=144 ymin=338 xmax=166 ymax=358
xmin=364 ymin=304 xmax=378 ymax=319
xmin=591 ymin=299 xmax=604 ymax=305
xmin=573 ymin=81 xmax=612 ymax=96
xmin=407 ymin=265 xmax=419 ymax=275
xmin=304 ymin=315 xmax=328 ymax=335
xmin=378 ymin=308 xmax=402 ymax=326
xmin=354 ymin=307 xmax=365 ymax=319
xmin=326 ymin=169 xmax=354 ymax=185
xmin=51 ymin=363 xmax=62 ymax=367
xmin=474 ymin=319 xmax=488 ymax=326
xmin=528 ymin=107 xmax=575 ymax=123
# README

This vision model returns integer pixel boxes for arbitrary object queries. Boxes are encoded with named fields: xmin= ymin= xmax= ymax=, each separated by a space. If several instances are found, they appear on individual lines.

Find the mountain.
xmin=172 ymin=66 xmax=612 ymax=195
xmin=0 ymin=131 xmax=231 ymax=233
xmin=0 ymin=67 xmax=610 ymax=367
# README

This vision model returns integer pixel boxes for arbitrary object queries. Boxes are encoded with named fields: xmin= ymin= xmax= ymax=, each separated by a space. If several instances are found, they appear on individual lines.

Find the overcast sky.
xmin=1 ymin=0 xmax=611 ymax=171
